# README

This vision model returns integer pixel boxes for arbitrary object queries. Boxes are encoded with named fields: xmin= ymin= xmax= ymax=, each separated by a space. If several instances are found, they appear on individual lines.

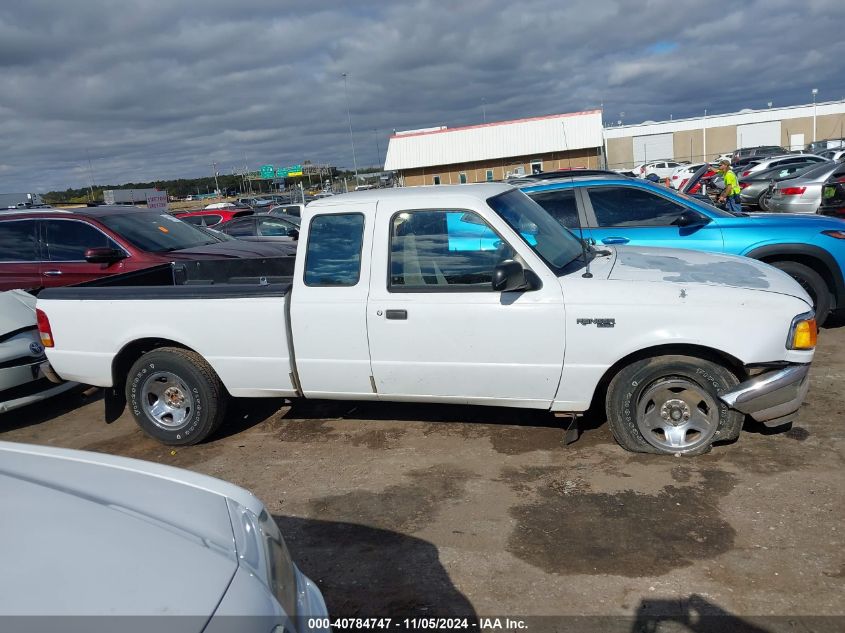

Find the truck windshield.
xmin=487 ymin=189 xmax=584 ymax=271
xmin=97 ymin=212 xmax=220 ymax=252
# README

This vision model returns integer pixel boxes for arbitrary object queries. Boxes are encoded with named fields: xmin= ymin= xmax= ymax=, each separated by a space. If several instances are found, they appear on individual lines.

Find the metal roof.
xmin=604 ymin=100 xmax=845 ymax=139
xmin=384 ymin=111 xmax=604 ymax=171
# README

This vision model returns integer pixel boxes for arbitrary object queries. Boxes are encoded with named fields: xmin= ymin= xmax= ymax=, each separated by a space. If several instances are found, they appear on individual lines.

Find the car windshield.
xmin=673 ymin=190 xmax=740 ymax=217
xmin=487 ymin=189 xmax=584 ymax=271
xmin=97 ymin=212 xmax=221 ymax=252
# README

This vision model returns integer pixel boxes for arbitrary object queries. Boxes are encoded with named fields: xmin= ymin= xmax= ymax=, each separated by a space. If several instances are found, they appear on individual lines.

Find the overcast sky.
xmin=2 ymin=0 xmax=843 ymax=192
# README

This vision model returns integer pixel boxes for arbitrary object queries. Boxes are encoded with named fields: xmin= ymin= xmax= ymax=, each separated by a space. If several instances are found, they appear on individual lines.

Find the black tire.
xmin=605 ymin=355 xmax=744 ymax=455
xmin=769 ymin=260 xmax=831 ymax=324
xmin=757 ymin=191 xmax=772 ymax=211
xmin=126 ymin=347 xmax=227 ymax=445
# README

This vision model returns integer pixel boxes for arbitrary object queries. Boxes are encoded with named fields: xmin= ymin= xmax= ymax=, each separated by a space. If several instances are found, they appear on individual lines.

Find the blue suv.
xmin=521 ymin=175 xmax=845 ymax=323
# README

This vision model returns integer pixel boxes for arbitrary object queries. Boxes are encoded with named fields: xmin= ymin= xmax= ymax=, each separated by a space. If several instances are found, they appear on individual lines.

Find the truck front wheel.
xmin=126 ymin=347 xmax=227 ymax=445
xmin=605 ymin=355 xmax=744 ymax=455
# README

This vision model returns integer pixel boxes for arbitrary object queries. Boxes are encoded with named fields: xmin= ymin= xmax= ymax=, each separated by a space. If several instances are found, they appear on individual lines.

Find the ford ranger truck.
xmin=35 ymin=184 xmax=815 ymax=456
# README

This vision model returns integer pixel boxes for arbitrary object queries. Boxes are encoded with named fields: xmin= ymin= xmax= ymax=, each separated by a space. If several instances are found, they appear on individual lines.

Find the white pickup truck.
xmin=36 ymin=184 xmax=816 ymax=455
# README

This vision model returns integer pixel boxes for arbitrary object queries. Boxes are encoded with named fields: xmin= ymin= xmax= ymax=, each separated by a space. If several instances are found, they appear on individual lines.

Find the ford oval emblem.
xmin=30 ymin=341 xmax=44 ymax=355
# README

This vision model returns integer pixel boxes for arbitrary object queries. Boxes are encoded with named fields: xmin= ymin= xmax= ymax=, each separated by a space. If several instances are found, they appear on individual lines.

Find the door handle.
xmin=385 ymin=309 xmax=407 ymax=320
xmin=43 ymin=270 xmax=63 ymax=276
xmin=602 ymin=237 xmax=629 ymax=245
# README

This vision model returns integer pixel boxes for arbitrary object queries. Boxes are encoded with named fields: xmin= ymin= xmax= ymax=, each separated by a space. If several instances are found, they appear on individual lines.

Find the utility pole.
xmin=374 ymin=129 xmax=382 ymax=169
xmin=342 ymin=72 xmax=359 ymax=183
xmin=812 ymin=88 xmax=819 ymax=143
xmin=482 ymin=97 xmax=487 ymax=123
xmin=211 ymin=161 xmax=220 ymax=197
xmin=85 ymin=149 xmax=96 ymax=202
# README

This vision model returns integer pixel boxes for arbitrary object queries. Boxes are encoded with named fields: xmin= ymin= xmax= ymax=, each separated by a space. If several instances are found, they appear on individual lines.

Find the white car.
xmin=0 ymin=290 xmax=76 ymax=414
xmin=203 ymin=202 xmax=239 ymax=210
xmin=636 ymin=161 xmax=685 ymax=179
xmin=0 ymin=441 xmax=329 ymax=630
xmin=714 ymin=153 xmax=733 ymax=163
xmin=37 ymin=184 xmax=815 ymax=456
xmin=669 ymin=163 xmax=706 ymax=189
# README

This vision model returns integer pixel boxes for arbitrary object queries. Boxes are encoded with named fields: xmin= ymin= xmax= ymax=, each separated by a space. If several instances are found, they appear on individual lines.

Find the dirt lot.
xmin=2 ymin=328 xmax=843 ymax=631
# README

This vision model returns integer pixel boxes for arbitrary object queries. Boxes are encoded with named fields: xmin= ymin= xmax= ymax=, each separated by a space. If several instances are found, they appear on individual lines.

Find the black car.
xmin=818 ymin=163 xmax=845 ymax=218
xmin=731 ymin=146 xmax=786 ymax=164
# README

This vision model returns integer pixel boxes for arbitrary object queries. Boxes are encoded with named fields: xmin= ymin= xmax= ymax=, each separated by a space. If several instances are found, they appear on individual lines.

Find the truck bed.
xmin=38 ymin=258 xmax=295 ymax=300
xmin=37 ymin=258 xmax=299 ymax=398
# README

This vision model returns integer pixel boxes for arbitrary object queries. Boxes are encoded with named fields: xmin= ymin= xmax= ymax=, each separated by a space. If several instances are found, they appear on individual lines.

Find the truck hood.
xmin=608 ymin=245 xmax=812 ymax=303
xmin=0 ymin=442 xmax=243 ymax=620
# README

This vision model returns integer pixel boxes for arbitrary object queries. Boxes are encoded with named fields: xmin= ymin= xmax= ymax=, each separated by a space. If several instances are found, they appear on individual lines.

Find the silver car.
xmin=769 ymin=161 xmax=843 ymax=214
xmin=739 ymin=153 xmax=828 ymax=179
xmin=0 ymin=290 xmax=77 ymax=413
xmin=0 ymin=441 xmax=329 ymax=632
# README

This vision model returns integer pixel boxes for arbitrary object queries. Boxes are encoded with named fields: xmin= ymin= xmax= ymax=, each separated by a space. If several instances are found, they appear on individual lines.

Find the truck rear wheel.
xmin=126 ymin=347 xmax=227 ymax=445
xmin=605 ymin=355 xmax=744 ymax=455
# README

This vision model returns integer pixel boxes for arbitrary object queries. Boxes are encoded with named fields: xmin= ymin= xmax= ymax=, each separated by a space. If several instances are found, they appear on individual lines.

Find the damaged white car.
xmin=0 ymin=290 xmax=76 ymax=414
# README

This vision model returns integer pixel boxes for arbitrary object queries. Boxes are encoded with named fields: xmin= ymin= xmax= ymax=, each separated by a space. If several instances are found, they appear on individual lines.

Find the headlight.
xmin=787 ymin=311 xmax=817 ymax=350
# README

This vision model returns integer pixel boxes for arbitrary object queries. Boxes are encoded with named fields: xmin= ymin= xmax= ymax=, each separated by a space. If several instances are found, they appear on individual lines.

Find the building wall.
xmin=400 ymin=148 xmax=600 ymax=187
xmin=606 ymin=138 xmax=633 ymax=170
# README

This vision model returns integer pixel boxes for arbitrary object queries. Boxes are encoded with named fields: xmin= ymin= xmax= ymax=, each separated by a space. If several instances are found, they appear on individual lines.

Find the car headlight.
xmin=787 ymin=311 xmax=817 ymax=350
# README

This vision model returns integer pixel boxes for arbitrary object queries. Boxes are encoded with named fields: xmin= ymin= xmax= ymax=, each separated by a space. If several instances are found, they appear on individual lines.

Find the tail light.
xmin=836 ymin=176 xmax=845 ymax=183
xmin=742 ymin=170 xmax=752 ymax=177
xmin=36 ymin=309 xmax=54 ymax=348
xmin=739 ymin=182 xmax=749 ymax=189
xmin=780 ymin=187 xmax=807 ymax=196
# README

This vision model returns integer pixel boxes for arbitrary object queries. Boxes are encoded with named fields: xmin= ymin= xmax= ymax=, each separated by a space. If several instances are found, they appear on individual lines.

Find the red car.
xmin=0 ymin=206 xmax=295 ymax=291
xmin=173 ymin=206 xmax=253 ymax=228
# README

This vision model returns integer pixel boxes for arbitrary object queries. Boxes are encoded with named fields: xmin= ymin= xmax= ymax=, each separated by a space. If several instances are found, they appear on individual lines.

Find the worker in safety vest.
xmin=716 ymin=160 xmax=742 ymax=213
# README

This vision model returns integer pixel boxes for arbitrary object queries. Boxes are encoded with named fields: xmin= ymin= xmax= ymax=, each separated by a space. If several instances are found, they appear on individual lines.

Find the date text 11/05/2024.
xmin=306 ymin=618 xmax=528 ymax=631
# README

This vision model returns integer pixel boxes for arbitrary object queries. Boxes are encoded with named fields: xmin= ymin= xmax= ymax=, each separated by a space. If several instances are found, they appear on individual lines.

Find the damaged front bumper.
xmin=720 ymin=364 xmax=810 ymax=428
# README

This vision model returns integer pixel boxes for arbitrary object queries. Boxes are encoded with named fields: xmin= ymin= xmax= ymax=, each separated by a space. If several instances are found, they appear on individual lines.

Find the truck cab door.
xmin=289 ymin=203 xmax=377 ymax=398
xmin=365 ymin=201 xmax=566 ymax=407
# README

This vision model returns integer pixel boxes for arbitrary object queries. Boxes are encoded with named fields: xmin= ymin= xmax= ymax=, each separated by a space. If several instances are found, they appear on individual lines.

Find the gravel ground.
xmin=2 ymin=327 xmax=843 ymax=632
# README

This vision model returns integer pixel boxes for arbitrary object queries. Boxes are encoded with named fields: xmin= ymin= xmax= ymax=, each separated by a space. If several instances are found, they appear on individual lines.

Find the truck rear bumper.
xmin=720 ymin=364 xmax=810 ymax=427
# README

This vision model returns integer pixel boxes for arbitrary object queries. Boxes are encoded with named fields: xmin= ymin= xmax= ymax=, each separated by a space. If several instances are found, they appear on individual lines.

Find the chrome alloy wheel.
xmin=636 ymin=378 xmax=719 ymax=453
xmin=140 ymin=371 xmax=194 ymax=430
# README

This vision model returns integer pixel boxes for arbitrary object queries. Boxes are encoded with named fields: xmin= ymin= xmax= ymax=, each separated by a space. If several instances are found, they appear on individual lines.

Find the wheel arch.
xmin=588 ymin=343 xmax=746 ymax=413
xmin=745 ymin=243 xmax=843 ymax=311
xmin=112 ymin=338 xmax=197 ymax=389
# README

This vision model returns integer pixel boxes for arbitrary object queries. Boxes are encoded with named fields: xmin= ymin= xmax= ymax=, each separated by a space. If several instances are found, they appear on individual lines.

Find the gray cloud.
xmin=1 ymin=0 xmax=844 ymax=192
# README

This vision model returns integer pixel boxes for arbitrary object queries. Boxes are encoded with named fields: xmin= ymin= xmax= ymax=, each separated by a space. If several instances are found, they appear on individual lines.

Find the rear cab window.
xmin=304 ymin=213 xmax=365 ymax=286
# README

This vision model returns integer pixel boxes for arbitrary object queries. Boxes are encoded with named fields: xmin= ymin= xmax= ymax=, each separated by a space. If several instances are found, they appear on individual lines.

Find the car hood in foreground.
xmin=608 ymin=245 xmax=811 ymax=302
xmin=0 ymin=442 xmax=256 ymax=620
xmin=169 ymin=239 xmax=296 ymax=259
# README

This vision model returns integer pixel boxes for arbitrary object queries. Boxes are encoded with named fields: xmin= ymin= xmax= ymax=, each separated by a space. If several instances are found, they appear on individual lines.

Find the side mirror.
xmin=289 ymin=228 xmax=299 ymax=241
xmin=85 ymin=247 xmax=127 ymax=264
xmin=674 ymin=210 xmax=710 ymax=227
xmin=492 ymin=259 xmax=540 ymax=292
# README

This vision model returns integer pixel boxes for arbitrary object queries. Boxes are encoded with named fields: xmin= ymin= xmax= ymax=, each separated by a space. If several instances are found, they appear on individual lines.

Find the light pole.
xmin=482 ymin=97 xmax=487 ymax=124
xmin=812 ymin=88 xmax=818 ymax=143
xmin=211 ymin=161 xmax=220 ymax=197
xmin=373 ymin=129 xmax=382 ymax=169
xmin=342 ymin=72 xmax=359 ymax=183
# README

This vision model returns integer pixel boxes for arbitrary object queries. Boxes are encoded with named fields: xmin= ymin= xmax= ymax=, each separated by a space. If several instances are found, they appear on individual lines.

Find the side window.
xmin=589 ymin=187 xmax=687 ymax=227
xmin=304 ymin=214 xmax=364 ymax=287
xmin=389 ymin=210 xmax=514 ymax=291
xmin=0 ymin=220 xmax=39 ymax=262
xmin=528 ymin=189 xmax=581 ymax=228
xmin=180 ymin=215 xmax=205 ymax=226
xmin=257 ymin=218 xmax=294 ymax=237
xmin=44 ymin=221 xmax=116 ymax=261
xmin=224 ymin=219 xmax=256 ymax=237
